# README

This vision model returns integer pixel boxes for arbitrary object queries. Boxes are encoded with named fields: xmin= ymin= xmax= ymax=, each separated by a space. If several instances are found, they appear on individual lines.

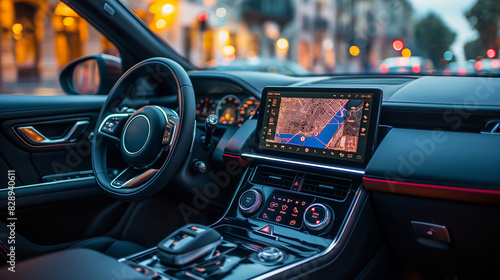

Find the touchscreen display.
xmin=258 ymin=191 xmax=313 ymax=229
xmin=257 ymin=88 xmax=380 ymax=163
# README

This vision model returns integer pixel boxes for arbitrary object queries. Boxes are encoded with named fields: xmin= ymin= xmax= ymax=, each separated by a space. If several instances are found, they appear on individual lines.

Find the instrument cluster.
xmin=196 ymin=94 xmax=260 ymax=126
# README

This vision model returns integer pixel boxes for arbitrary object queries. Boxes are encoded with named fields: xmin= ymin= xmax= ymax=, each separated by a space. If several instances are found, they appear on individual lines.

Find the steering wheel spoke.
xmin=97 ymin=113 xmax=132 ymax=142
xmin=110 ymin=167 xmax=159 ymax=188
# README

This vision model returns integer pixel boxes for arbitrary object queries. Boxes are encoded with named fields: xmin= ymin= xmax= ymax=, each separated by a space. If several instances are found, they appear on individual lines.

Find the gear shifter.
xmin=203 ymin=114 xmax=218 ymax=148
xmin=157 ymin=224 xmax=222 ymax=267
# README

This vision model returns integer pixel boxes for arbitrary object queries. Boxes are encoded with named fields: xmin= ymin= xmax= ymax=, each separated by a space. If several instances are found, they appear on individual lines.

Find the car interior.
xmin=1 ymin=0 xmax=500 ymax=279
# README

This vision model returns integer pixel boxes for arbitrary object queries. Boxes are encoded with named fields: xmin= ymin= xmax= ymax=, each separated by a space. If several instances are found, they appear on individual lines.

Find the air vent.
xmin=300 ymin=174 xmax=352 ymax=201
xmin=481 ymin=121 xmax=500 ymax=134
xmin=251 ymin=165 xmax=296 ymax=190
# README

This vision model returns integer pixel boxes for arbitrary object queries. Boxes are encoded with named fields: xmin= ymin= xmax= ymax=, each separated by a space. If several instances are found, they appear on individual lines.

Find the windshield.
xmin=124 ymin=0 xmax=499 ymax=76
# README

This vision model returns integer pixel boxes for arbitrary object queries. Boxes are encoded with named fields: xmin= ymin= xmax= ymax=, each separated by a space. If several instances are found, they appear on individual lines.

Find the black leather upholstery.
xmin=0 ymin=248 xmax=149 ymax=280
xmin=0 ymin=221 xmax=145 ymax=261
xmin=68 ymin=236 xmax=146 ymax=259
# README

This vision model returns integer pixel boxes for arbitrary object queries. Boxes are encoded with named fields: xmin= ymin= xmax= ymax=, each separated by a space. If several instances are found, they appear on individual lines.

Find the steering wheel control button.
xmin=304 ymin=203 xmax=333 ymax=232
xmin=99 ymin=114 xmax=128 ymax=137
xmin=161 ymin=123 xmax=173 ymax=145
xmin=239 ymin=189 xmax=263 ymax=214
xmin=257 ymin=247 xmax=284 ymax=262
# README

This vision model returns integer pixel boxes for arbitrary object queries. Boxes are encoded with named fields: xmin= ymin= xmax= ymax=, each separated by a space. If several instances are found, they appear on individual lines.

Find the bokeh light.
xmin=402 ymin=48 xmax=411 ymax=58
xmin=392 ymin=40 xmax=404 ymax=51
xmin=349 ymin=45 xmax=360 ymax=56
xmin=63 ymin=17 xmax=75 ymax=27
xmin=12 ymin=23 xmax=23 ymax=34
xmin=444 ymin=51 xmax=453 ymax=61
xmin=161 ymin=4 xmax=175 ymax=15
xmin=276 ymin=38 xmax=289 ymax=50
xmin=457 ymin=67 xmax=467 ymax=76
xmin=411 ymin=64 xmax=421 ymax=73
xmin=379 ymin=63 xmax=389 ymax=73
xmin=216 ymin=8 xmax=226 ymax=18
xmin=218 ymin=29 xmax=229 ymax=42
xmin=197 ymin=12 xmax=208 ymax=22
xmin=156 ymin=19 xmax=167 ymax=29
xmin=222 ymin=45 xmax=235 ymax=56
xmin=396 ymin=57 xmax=409 ymax=67
xmin=491 ymin=59 xmax=500 ymax=69
xmin=475 ymin=61 xmax=483 ymax=71
xmin=486 ymin=49 xmax=496 ymax=58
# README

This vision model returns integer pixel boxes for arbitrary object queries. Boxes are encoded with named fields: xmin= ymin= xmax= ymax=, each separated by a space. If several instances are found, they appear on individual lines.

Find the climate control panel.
xmin=238 ymin=188 xmax=335 ymax=233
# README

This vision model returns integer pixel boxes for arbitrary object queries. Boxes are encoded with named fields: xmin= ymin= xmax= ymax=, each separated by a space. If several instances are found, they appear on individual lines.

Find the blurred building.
xmin=0 ymin=0 xmax=416 ymax=92
xmin=0 ymin=0 xmax=117 ymax=93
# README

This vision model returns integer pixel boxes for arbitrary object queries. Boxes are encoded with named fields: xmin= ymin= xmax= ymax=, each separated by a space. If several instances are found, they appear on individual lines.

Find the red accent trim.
xmin=363 ymin=177 xmax=500 ymax=204
xmin=222 ymin=153 xmax=249 ymax=167
xmin=222 ymin=153 xmax=241 ymax=159
xmin=0 ymin=241 xmax=9 ymax=255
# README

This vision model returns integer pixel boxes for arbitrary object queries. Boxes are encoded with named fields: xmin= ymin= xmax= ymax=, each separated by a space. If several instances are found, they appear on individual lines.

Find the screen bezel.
xmin=254 ymin=87 xmax=382 ymax=169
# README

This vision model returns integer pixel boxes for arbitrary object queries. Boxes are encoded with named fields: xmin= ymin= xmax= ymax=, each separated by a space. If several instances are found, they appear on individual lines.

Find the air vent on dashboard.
xmin=481 ymin=121 xmax=500 ymax=134
xmin=300 ymin=174 xmax=352 ymax=201
xmin=251 ymin=165 xmax=296 ymax=190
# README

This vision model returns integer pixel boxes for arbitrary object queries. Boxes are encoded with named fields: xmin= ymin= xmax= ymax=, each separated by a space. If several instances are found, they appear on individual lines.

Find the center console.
xmin=121 ymin=87 xmax=382 ymax=279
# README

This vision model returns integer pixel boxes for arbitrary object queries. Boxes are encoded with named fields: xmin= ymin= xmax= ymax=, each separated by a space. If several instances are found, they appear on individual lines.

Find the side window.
xmin=0 ymin=2 xmax=119 ymax=95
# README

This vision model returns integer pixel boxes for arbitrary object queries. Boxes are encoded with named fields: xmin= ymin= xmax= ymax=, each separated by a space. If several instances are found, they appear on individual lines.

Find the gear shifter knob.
xmin=157 ymin=224 xmax=221 ymax=267
xmin=203 ymin=114 xmax=218 ymax=147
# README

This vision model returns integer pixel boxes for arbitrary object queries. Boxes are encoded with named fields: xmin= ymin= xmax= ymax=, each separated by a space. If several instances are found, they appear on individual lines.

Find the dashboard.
xmin=196 ymin=94 xmax=259 ymax=126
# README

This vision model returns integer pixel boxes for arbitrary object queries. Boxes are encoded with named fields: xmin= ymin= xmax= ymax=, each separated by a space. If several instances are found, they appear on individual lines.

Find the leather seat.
xmin=0 ymin=220 xmax=145 ymax=261
xmin=68 ymin=236 xmax=146 ymax=259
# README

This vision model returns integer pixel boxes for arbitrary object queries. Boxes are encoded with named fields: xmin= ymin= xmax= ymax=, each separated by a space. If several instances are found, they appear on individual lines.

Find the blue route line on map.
xmin=275 ymin=106 xmax=346 ymax=149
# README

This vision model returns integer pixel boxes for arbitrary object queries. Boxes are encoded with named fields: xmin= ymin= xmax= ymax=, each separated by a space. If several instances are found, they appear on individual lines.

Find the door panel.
xmin=0 ymin=95 xmax=129 ymax=251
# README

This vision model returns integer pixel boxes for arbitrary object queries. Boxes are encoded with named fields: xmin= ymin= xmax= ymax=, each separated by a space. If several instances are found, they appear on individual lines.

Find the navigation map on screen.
xmin=258 ymin=89 xmax=376 ymax=163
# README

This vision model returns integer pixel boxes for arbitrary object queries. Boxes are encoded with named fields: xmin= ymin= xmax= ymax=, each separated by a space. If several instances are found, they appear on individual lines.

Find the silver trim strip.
xmin=0 ymin=176 xmax=95 ymax=192
xmin=241 ymin=153 xmax=365 ymax=175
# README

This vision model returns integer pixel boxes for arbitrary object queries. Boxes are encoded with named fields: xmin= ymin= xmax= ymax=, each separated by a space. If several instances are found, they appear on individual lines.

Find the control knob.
xmin=238 ymin=189 xmax=263 ymax=214
xmin=303 ymin=203 xmax=334 ymax=232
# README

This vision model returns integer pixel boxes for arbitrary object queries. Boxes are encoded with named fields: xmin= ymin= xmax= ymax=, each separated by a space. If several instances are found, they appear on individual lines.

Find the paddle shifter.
xmin=157 ymin=224 xmax=222 ymax=266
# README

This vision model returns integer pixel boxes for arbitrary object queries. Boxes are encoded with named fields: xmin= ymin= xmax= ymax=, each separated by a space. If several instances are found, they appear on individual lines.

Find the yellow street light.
xmin=276 ymin=38 xmax=289 ymax=50
xmin=349 ymin=45 xmax=360 ymax=56
xmin=12 ymin=23 xmax=23 ymax=34
xmin=402 ymin=48 xmax=411 ymax=58
xmin=161 ymin=4 xmax=175 ymax=15
xmin=218 ymin=29 xmax=229 ymax=42
xmin=156 ymin=19 xmax=167 ymax=29
xmin=63 ymin=17 xmax=75 ymax=27
xmin=222 ymin=45 xmax=235 ymax=56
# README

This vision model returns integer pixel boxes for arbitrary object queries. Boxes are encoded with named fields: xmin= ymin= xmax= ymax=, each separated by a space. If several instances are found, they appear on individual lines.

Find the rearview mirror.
xmin=60 ymin=54 xmax=122 ymax=95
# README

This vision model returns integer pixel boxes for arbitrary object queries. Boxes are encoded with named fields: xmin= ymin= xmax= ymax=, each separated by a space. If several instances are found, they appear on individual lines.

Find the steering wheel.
xmin=92 ymin=57 xmax=195 ymax=201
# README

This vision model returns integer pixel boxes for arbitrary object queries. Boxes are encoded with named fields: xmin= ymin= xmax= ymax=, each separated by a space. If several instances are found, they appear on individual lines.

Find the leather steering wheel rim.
xmin=92 ymin=57 xmax=195 ymax=201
